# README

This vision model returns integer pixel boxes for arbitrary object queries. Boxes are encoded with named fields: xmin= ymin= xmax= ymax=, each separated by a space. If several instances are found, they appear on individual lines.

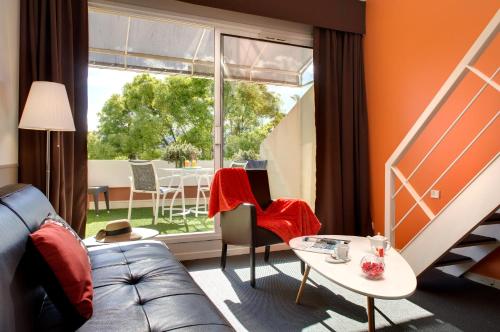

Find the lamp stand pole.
xmin=46 ymin=130 xmax=51 ymax=200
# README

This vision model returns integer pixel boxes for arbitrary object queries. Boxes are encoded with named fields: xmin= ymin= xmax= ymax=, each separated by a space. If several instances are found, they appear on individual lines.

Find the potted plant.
xmin=163 ymin=142 xmax=201 ymax=168
xmin=233 ymin=149 xmax=259 ymax=162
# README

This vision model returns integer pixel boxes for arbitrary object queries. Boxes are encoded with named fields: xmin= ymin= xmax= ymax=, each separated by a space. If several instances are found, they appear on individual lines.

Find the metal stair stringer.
xmin=400 ymin=156 xmax=500 ymax=276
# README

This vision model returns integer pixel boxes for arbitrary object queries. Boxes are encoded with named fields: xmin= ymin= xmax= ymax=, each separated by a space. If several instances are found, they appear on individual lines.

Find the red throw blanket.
xmin=208 ymin=168 xmax=321 ymax=243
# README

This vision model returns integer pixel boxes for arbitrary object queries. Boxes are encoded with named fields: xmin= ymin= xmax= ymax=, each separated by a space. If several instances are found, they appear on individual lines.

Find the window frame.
xmin=88 ymin=0 xmax=313 ymax=245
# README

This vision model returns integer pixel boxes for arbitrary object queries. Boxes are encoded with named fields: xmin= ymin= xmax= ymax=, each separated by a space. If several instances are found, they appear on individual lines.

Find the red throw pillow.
xmin=43 ymin=213 xmax=89 ymax=254
xmin=29 ymin=223 xmax=93 ymax=328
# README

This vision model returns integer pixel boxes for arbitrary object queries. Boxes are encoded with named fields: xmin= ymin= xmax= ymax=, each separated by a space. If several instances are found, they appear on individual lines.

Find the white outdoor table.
xmin=290 ymin=235 xmax=417 ymax=332
xmin=157 ymin=167 xmax=214 ymax=217
xmin=158 ymin=167 xmax=214 ymax=184
xmin=159 ymin=166 xmax=210 ymax=172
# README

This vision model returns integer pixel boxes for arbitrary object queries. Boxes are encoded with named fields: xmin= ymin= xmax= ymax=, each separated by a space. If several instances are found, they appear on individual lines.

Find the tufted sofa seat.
xmin=0 ymin=184 xmax=233 ymax=332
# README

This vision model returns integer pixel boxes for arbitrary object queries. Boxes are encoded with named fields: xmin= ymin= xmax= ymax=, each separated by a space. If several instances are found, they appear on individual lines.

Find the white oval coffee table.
xmin=290 ymin=235 xmax=417 ymax=332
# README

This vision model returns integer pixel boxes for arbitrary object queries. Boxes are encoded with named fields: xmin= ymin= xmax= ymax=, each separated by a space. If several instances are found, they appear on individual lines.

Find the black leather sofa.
xmin=0 ymin=184 xmax=233 ymax=332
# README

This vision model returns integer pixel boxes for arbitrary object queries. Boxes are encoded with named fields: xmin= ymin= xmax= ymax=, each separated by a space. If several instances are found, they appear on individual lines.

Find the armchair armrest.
xmin=220 ymin=203 xmax=257 ymax=246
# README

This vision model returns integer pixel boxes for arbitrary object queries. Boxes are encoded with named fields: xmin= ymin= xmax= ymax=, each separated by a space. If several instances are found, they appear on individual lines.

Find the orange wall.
xmin=469 ymin=247 xmax=500 ymax=278
xmin=364 ymin=1 xmax=499 ymax=278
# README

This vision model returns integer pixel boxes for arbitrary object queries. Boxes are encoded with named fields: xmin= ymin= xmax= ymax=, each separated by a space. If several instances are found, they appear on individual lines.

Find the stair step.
xmin=434 ymin=252 xmax=473 ymax=267
xmin=483 ymin=213 xmax=500 ymax=225
xmin=455 ymin=234 xmax=497 ymax=248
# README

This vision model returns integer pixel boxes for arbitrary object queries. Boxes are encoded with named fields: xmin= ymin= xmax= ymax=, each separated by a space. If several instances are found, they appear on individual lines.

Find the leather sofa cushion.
xmin=77 ymin=240 xmax=233 ymax=332
xmin=0 ymin=184 xmax=54 ymax=232
xmin=0 ymin=204 xmax=46 ymax=332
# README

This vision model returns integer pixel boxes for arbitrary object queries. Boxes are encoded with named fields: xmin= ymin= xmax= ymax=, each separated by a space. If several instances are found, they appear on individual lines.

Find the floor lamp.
xmin=18 ymin=81 xmax=75 ymax=200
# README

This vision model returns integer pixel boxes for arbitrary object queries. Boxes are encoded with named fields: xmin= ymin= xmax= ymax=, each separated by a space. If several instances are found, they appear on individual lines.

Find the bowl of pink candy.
xmin=360 ymin=254 xmax=385 ymax=279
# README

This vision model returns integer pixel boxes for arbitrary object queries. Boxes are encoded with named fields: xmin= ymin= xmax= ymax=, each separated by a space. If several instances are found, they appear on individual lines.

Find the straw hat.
xmin=95 ymin=220 xmax=146 ymax=243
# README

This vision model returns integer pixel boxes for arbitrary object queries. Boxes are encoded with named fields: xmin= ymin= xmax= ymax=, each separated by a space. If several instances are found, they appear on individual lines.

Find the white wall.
xmin=0 ymin=0 xmax=20 ymax=186
xmin=299 ymin=87 xmax=316 ymax=208
xmin=260 ymin=86 xmax=316 ymax=208
xmin=260 ymin=100 xmax=302 ymax=198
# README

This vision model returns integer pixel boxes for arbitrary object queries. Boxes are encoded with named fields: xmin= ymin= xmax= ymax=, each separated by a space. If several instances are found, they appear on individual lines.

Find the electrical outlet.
xmin=430 ymin=189 xmax=440 ymax=199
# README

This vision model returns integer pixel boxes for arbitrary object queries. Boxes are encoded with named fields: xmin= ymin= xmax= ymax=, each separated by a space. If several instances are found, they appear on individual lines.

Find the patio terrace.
xmin=86 ymin=85 xmax=316 ymax=237
xmin=86 ymin=206 xmax=213 ymax=237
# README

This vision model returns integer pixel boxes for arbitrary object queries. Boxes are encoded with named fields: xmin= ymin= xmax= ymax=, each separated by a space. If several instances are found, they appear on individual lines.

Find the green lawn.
xmin=85 ymin=207 xmax=214 ymax=238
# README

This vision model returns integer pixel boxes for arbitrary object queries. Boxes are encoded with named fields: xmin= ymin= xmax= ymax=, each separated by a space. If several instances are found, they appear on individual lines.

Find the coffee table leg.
xmin=367 ymin=296 xmax=375 ymax=332
xmin=295 ymin=264 xmax=311 ymax=304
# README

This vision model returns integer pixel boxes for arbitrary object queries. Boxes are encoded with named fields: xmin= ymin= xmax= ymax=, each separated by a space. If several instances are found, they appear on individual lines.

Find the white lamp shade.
xmin=19 ymin=81 xmax=76 ymax=131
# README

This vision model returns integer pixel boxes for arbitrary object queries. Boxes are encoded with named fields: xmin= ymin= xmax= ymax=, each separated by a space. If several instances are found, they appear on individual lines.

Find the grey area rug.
xmin=183 ymin=250 xmax=500 ymax=332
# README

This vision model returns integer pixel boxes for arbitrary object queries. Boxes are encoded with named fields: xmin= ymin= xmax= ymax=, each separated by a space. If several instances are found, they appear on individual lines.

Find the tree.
xmin=87 ymin=131 xmax=122 ymax=159
xmin=89 ymin=73 xmax=283 ymax=160
xmin=95 ymin=74 xmax=165 ymax=159
xmin=90 ymin=74 xmax=214 ymax=160
xmin=223 ymin=81 xmax=282 ymax=158
xmin=155 ymin=76 xmax=214 ymax=159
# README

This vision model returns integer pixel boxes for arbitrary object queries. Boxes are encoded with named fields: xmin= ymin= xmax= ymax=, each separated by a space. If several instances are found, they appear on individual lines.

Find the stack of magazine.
xmin=291 ymin=237 xmax=350 ymax=254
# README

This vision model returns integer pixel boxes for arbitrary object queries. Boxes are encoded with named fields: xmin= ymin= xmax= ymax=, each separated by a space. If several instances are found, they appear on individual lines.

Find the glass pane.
xmin=89 ymin=11 xmax=128 ymax=51
xmin=251 ymin=70 xmax=300 ymax=85
xmin=222 ymin=35 xmax=315 ymax=207
xmin=89 ymin=52 xmax=125 ymax=68
xmin=87 ymin=11 xmax=215 ymax=237
xmin=254 ymin=42 xmax=312 ymax=71
xmin=301 ymin=62 xmax=314 ymax=85
xmin=223 ymin=36 xmax=267 ymax=67
xmin=193 ymin=63 xmax=215 ymax=77
xmin=194 ymin=29 xmax=215 ymax=62
xmin=89 ymin=10 xmax=214 ymax=75
xmin=128 ymin=17 xmax=205 ymax=59
xmin=222 ymin=35 xmax=312 ymax=86
xmin=126 ymin=56 xmax=192 ymax=74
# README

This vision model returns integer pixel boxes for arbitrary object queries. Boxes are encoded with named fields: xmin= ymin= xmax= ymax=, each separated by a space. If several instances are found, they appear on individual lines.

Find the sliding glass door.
xmin=87 ymin=5 xmax=314 ymax=239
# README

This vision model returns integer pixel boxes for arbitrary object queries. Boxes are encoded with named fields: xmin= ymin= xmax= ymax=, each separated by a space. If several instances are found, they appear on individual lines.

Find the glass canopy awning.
xmin=89 ymin=9 xmax=313 ymax=86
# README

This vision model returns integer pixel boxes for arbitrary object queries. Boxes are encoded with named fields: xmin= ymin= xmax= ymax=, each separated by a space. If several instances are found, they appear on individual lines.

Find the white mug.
xmin=335 ymin=243 xmax=349 ymax=260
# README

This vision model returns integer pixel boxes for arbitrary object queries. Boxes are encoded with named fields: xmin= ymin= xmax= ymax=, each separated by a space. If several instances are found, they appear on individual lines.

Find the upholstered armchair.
xmin=219 ymin=169 xmax=305 ymax=288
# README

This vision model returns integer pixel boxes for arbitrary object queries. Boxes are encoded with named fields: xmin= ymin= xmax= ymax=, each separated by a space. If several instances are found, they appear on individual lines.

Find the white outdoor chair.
xmin=127 ymin=161 xmax=170 ymax=225
xmin=192 ymin=168 xmax=214 ymax=217
xmin=159 ymin=168 xmax=191 ymax=222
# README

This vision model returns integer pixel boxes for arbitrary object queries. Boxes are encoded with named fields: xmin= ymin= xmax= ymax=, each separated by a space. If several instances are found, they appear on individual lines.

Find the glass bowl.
xmin=360 ymin=254 xmax=385 ymax=279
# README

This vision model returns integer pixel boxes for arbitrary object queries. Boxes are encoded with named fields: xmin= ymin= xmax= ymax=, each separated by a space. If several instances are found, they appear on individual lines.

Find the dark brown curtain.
xmin=19 ymin=0 xmax=89 ymax=236
xmin=313 ymin=27 xmax=372 ymax=236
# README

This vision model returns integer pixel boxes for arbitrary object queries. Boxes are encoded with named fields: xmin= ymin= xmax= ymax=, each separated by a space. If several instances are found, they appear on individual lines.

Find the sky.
xmin=87 ymin=68 xmax=142 ymax=131
xmin=87 ymin=67 xmax=312 ymax=131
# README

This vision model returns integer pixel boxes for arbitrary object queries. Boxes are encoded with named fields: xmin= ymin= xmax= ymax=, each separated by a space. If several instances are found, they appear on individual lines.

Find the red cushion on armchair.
xmin=29 ymin=223 xmax=93 ymax=327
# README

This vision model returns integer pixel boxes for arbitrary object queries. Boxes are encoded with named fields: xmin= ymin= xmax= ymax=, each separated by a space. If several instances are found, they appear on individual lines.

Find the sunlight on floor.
xmin=190 ymin=269 xmax=242 ymax=304
xmin=233 ymin=265 xmax=281 ymax=282
xmin=186 ymin=254 xmax=438 ymax=332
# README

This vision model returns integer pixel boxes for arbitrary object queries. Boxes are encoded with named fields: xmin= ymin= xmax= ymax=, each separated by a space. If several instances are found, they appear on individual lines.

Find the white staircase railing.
xmin=385 ymin=10 xmax=500 ymax=248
